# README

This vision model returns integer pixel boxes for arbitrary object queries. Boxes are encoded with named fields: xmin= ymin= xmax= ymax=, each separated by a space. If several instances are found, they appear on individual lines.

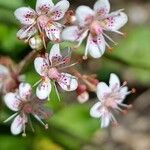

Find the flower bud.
xmin=77 ymin=91 xmax=89 ymax=104
xmin=29 ymin=35 xmax=43 ymax=50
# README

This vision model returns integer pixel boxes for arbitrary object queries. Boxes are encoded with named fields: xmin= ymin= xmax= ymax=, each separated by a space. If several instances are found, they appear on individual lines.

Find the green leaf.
xmin=0 ymin=136 xmax=29 ymax=150
xmin=50 ymin=104 xmax=99 ymax=141
xmin=0 ymin=0 xmax=24 ymax=9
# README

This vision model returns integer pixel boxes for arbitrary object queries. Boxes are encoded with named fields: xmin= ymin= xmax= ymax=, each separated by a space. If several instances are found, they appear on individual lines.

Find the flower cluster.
xmin=0 ymin=0 xmax=135 ymax=136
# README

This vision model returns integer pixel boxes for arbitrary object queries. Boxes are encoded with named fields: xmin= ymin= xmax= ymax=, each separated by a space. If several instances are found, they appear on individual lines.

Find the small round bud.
xmin=29 ymin=35 xmax=43 ymax=50
xmin=77 ymin=91 xmax=89 ymax=104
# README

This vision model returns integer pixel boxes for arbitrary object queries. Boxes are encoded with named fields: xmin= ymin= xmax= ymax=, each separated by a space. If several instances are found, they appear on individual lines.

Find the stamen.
xmin=3 ymin=113 xmax=18 ymax=123
xmin=59 ymin=62 xmax=78 ymax=70
xmin=33 ymin=114 xmax=48 ymax=128
xmin=131 ymin=88 xmax=136 ymax=93
xmin=103 ymin=33 xmax=118 ymax=45
xmin=32 ymin=79 xmax=42 ymax=87
xmin=45 ymin=124 xmax=48 ymax=130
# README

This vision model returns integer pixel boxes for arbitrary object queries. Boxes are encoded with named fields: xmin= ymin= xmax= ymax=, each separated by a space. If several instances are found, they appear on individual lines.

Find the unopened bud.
xmin=29 ymin=35 xmax=43 ymax=51
xmin=77 ymin=91 xmax=89 ymax=104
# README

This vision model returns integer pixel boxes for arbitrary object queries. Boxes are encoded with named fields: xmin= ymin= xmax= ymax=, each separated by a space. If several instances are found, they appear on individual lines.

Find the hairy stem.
xmin=17 ymin=50 xmax=38 ymax=73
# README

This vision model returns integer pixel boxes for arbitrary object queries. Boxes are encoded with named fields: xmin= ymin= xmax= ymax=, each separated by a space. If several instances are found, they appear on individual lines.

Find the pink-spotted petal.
xmin=58 ymin=73 xmax=78 ymax=91
xmin=101 ymin=113 xmax=111 ymax=128
xmin=97 ymin=82 xmax=111 ymax=100
xmin=94 ymin=0 xmax=110 ymax=17
xmin=61 ymin=26 xmax=80 ymax=42
xmin=11 ymin=115 xmax=24 ymax=135
xmin=36 ymin=0 xmax=54 ymax=15
xmin=36 ymin=78 xmax=51 ymax=99
xmin=17 ymin=26 xmax=37 ymax=40
xmin=90 ymin=102 xmax=103 ymax=118
xmin=104 ymin=12 xmax=128 ymax=31
xmin=45 ymin=23 xmax=62 ymax=42
xmin=34 ymin=57 xmax=49 ymax=76
xmin=76 ymin=6 xmax=95 ymax=27
xmin=51 ymin=0 xmax=70 ymax=21
xmin=14 ymin=7 xmax=36 ymax=25
xmin=49 ymin=44 xmax=62 ymax=64
xmin=109 ymin=73 xmax=120 ymax=89
xmin=87 ymin=34 xmax=106 ymax=58
xmin=4 ymin=93 xmax=20 ymax=111
xmin=19 ymin=83 xmax=32 ymax=100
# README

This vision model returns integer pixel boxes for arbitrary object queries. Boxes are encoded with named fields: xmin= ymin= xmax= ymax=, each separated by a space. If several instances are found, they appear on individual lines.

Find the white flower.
xmin=14 ymin=0 xmax=70 ymax=44
xmin=90 ymin=73 xmax=133 ymax=128
xmin=62 ymin=0 xmax=128 ymax=59
xmin=34 ymin=44 xmax=78 ymax=99
xmin=4 ymin=83 xmax=51 ymax=136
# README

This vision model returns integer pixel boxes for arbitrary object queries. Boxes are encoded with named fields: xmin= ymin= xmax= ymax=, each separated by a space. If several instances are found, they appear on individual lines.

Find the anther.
xmin=83 ymin=56 xmax=88 ymax=60
xmin=22 ymin=133 xmax=26 ymax=137
xmin=131 ymin=88 xmax=136 ymax=93
xmin=45 ymin=124 xmax=48 ymax=129
xmin=123 ymin=81 xmax=127 ymax=86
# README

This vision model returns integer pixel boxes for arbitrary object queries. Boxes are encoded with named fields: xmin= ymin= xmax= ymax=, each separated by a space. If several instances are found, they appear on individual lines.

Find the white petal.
xmin=14 ymin=7 xmax=36 ymax=25
xmin=90 ymin=102 xmax=103 ymax=118
xmin=11 ymin=115 xmax=24 ymax=135
xmin=36 ymin=0 xmax=54 ymax=15
xmin=96 ymin=82 xmax=111 ymax=100
xmin=17 ymin=26 xmax=37 ymax=40
xmin=45 ymin=23 xmax=62 ymax=42
xmin=19 ymin=83 xmax=32 ymax=100
xmin=0 ymin=65 xmax=9 ymax=76
xmin=109 ymin=73 xmax=120 ymax=89
xmin=58 ymin=73 xmax=78 ymax=91
xmin=94 ymin=0 xmax=110 ymax=16
xmin=101 ymin=113 xmax=111 ymax=128
xmin=61 ymin=26 xmax=80 ymax=42
xmin=87 ymin=34 xmax=106 ymax=58
xmin=4 ymin=93 xmax=20 ymax=111
xmin=51 ymin=0 xmax=70 ymax=21
xmin=120 ymin=86 xmax=128 ymax=100
xmin=36 ymin=78 xmax=51 ymax=99
xmin=104 ymin=12 xmax=128 ymax=31
xmin=34 ymin=57 xmax=49 ymax=76
xmin=49 ymin=44 xmax=62 ymax=63
xmin=76 ymin=6 xmax=95 ymax=27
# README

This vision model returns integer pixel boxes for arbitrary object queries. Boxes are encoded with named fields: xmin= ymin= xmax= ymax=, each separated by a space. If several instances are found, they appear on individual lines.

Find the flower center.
xmin=22 ymin=103 xmax=33 ymax=114
xmin=48 ymin=67 xmax=60 ymax=80
xmin=104 ymin=97 xmax=117 ymax=108
xmin=90 ymin=20 xmax=103 ymax=36
xmin=37 ymin=15 xmax=51 ymax=29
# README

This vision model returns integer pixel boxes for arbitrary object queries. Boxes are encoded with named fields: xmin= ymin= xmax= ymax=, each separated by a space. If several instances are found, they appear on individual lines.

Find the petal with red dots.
xmin=17 ymin=26 xmax=37 ymax=40
xmin=14 ymin=7 xmax=36 ymax=25
xmin=51 ymin=0 xmax=70 ymax=21
xmin=94 ymin=0 xmax=110 ymax=17
xmin=4 ymin=93 xmax=20 ymax=111
xmin=58 ymin=73 xmax=78 ymax=91
xmin=45 ymin=23 xmax=62 ymax=42
xmin=36 ymin=78 xmax=51 ymax=99
xmin=86 ymin=34 xmax=106 ymax=58
xmin=34 ymin=57 xmax=49 ymax=76
xmin=104 ymin=12 xmax=128 ymax=31
xmin=19 ymin=83 xmax=32 ymax=100
xmin=36 ymin=0 xmax=54 ymax=15
xmin=11 ymin=115 xmax=24 ymax=135
xmin=76 ymin=6 xmax=95 ymax=27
